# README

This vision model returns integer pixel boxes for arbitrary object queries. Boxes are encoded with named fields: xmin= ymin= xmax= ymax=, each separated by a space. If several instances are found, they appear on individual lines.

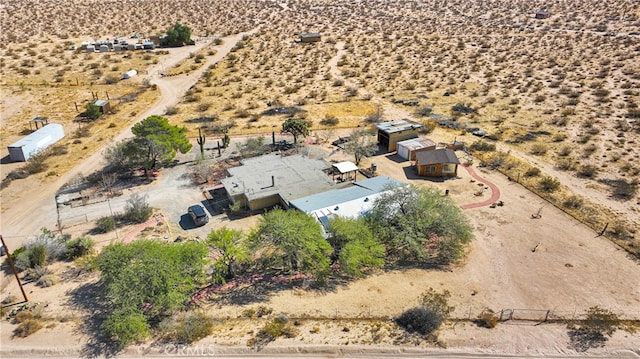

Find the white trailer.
xmin=8 ymin=123 xmax=65 ymax=162
xmin=122 ymin=69 xmax=137 ymax=79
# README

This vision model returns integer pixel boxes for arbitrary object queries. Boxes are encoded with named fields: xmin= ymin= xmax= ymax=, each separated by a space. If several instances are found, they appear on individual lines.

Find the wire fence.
xmin=451 ymin=306 xmax=640 ymax=323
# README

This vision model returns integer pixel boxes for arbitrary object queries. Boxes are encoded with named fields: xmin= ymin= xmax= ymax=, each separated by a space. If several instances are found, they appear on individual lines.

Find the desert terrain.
xmin=1 ymin=0 xmax=640 ymax=357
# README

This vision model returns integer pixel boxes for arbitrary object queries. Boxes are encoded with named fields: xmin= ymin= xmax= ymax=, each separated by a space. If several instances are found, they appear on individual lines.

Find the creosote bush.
xmin=95 ymin=216 xmax=116 ymax=233
xmin=395 ymin=288 xmax=453 ymax=335
xmin=469 ymin=140 xmax=495 ymax=152
xmin=477 ymin=309 xmax=499 ymax=328
xmin=538 ymin=176 xmax=560 ymax=192
xmin=122 ymin=193 xmax=152 ymax=223
xmin=160 ymin=311 xmax=214 ymax=344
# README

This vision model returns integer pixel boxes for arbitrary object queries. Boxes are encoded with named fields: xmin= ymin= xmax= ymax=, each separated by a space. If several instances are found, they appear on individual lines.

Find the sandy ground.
xmin=2 ymin=132 xmax=639 ymax=357
xmin=0 ymin=28 xmax=259 ymax=250
xmin=1 ymin=4 xmax=639 ymax=355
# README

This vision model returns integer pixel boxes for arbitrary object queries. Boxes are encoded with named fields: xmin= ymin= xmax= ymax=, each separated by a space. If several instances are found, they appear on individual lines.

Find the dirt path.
xmin=460 ymin=165 xmax=501 ymax=209
xmin=0 ymin=28 xmax=259 ymax=249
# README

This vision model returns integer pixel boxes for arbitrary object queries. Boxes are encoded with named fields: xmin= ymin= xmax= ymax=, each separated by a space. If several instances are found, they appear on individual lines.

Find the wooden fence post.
xmin=0 ymin=235 xmax=29 ymax=303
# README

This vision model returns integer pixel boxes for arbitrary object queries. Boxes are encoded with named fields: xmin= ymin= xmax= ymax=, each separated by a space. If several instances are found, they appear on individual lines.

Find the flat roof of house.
xmin=416 ymin=148 xmax=460 ymax=166
xmin=221 ymin=153 xmax=337 ymax=204
xmin=397 ymin=137 xmax=436 ymax=150
xmin=94 ymin=99 xmax=109 ymax=106
xmin=375 ymin=119 xmax=422 ymax=134
xmin=332 ymin=161 xmax=358 ymax=174
xmin=300 ymin=32 xmax=321 ymax=37
xmin=289 ymin=175 xmax=405 ymax=214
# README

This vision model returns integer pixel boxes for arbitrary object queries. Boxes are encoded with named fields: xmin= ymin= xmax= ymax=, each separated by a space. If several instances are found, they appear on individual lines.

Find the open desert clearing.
xmin=1 ymin=0 xmax=640 ymax=357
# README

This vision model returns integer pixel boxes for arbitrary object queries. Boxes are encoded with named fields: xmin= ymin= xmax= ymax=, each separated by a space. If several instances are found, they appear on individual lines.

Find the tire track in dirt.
xmin=0 ymin=28 xmax=260 ymax=247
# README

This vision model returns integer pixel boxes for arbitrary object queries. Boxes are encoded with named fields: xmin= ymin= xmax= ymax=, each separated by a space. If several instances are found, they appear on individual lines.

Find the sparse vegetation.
xmin=395 ymin=288 xmax=453 ymax=335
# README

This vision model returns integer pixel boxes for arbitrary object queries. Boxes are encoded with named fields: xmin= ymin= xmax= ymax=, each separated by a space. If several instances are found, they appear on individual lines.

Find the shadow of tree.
xmin=66 ymin=279 xmax=122 ymax=358
xmin=568 ymin=328 xmax=608 ymax=352
xmin=200 ymin=271 xmax=350 ymax=307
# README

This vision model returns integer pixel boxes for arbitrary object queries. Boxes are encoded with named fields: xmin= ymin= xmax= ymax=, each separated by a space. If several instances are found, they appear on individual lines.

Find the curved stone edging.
xmin=460 ymin=165 xmax=501 ymax=210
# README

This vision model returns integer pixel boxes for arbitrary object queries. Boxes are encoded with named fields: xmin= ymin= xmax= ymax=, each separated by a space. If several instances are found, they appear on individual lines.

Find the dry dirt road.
xmin=0 ymin=28 xmax=259 ymax=249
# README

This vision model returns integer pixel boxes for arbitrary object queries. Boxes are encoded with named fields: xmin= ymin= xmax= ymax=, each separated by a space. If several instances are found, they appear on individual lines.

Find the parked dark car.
xmin=188 ymin=205 xmax=209 ymax=226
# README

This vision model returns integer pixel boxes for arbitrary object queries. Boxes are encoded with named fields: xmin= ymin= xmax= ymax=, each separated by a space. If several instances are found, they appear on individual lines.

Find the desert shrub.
xmin=197 ymin=102 xmax=211 ymax=112
xmin=28 ymin=244 xmax=47 ymax=268
xmin=24 ymin=265 xmax=52 ymax=281
xmin=14 ymin=229 xmax=68 ymax=271
xmin=611 ymin=179 xmax=638 ymax=199
xmin=74 ymin=254 xmax=99 ymax=272
xmin=416 ymin=106 xmax=433 ymax=117
xmin=555 ymin=158 xmax=574 ymax=171
xmin=538 ymin=176 xmax=560 ymax=192
xmin=395 ymin=306 xmax=443 ymax=335
xmin=49 ymin=144 xmax=68 ymax=156
xmin=396 ymin=288 xmax=453 ymax=335
xmin=262 ymin=315 xmax=298 ymax=339
xmin=480 ymin=151 xmax=508 ymax=169
xmin=65 ymin=236 xmax=95 ymax=259
xmin=626 ymin=108 xmax=640 ymax=119
xmin=319 ymin=116 xmax=339 ymax=126
xmin=165 ymin=106 xmax=179 ymax=115
xmin=529 ymin=143 xmax=548 ymax=156
xmin=37 ymin=274 xmax=58 ymax=287
xmin=524 ymin=167 xmax=541 ymax=177
xmin=582 ymin=144 xmax=597 ymax=157
xmin=569 ymin=306 xmax=620 ymax=352
xmin=256 ymin=305 xmax=273 ymax=318
xmin=477 ymin=309 xmax=499 ymax=328
xmin=419 ymin=119 xmax=436 ymax=134
xmin=104 ymin=75 xmax=118 ymax=84
xmin=552 ymin=133 xmax=567 ymax=142
xmin=23 ymin=152 xmax=49 ymax=174
xmin=557 ymin=145 xmax=573 ymax=157
xmin=577 ymin=164 xmax=598 ymax=178
xmin=562 ymin=195 xmax=584 ymax=209
xmin=451 ymin=103 xmax=476 ymax=114
xmin=469 ymin=140 xmax=495 ymax=152
xmin=160 ymin=311 xmax=213 ymax=344
xmin=13 ymin=319 xmax=43 ymax=338
xmin=95 ymin=216 xmax=116 ymax=233
xmin=241 ymin=308 xmax=257 ymax=318
xmin=419 ymin=288 xmax=454 ymax=318
xmin=122 ymin=194 xmax=152 ymax=223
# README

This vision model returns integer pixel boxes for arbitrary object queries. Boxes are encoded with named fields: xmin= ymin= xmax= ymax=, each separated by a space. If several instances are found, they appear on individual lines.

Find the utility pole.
xmin=0 ymin=235 xmax=29 ymax=303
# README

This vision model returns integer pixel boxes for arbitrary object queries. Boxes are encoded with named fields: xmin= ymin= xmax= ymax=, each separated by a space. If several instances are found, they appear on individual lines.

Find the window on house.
xmin=443 ymin=164 xmax=456 ymax=173
xmin=426 ymin=166 xmax=436 ymax=173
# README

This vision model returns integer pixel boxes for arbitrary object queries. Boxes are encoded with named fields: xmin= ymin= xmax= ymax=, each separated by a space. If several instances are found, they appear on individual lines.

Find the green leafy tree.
xmin=366 ymin=185 xmax=472 ymax=265
xmin=164 ymin=22 xmax=192 ymax=46
xmin=250 ymin=209 xmax=331 ymax=279
xmin=97 ymin=240 xmax=207 ymax=322
xmin=282 ymin=118 xmax=309 ymax=144
xmin=130 ymin=115 xmax=192 ymax=173
xmin=327 ymin=217 xmax=384 ymax=277
xmin=85 ymin=103 xmax=102 ymax=120
xmin=207 ymin=227 xmax=249 ymax=283
xmin=344 ymin=129 xmax=378 ymax=165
